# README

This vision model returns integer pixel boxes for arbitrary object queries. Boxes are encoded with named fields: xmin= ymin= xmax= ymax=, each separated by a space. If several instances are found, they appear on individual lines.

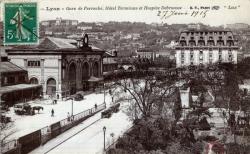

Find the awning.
xmin=103 ymin=71 xmax=113 ymax=76
xmin=88 ymin=76 xmax=103 ymax=82
xmin=0 ymin=84 xmax=42 ymax=94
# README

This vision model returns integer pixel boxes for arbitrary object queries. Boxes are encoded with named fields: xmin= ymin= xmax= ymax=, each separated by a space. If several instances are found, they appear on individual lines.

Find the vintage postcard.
xmin=1 ymin=0 xmax=250 ymax=154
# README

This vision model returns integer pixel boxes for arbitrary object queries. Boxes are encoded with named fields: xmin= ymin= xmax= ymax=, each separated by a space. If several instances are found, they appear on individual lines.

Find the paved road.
xmin=30 ymin=104 xmax=131 ymax=154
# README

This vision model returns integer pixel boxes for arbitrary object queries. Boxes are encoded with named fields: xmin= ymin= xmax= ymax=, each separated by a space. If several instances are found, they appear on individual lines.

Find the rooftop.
xmin=181 ymin=29 xmax=231 ymax=33
xmin=7 ymin=37 xmax=104 ymax=53
xmin=0 ymin=61 xmax=26 ymax=73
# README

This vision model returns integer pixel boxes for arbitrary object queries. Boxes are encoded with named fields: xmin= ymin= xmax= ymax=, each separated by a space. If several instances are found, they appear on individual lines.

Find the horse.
xmin=32 ymin=106 xmax=44 ymax=113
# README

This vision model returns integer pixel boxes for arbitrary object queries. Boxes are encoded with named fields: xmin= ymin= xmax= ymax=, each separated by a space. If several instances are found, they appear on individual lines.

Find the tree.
xmin=111 ymin=71 xmax=176 ymax=119
xmin=173 ymin=89 xmax=182 ymax=122
xmin=0 ymin=122 xmax=17 ymax=153
xmin=205 ymin=63 xmax=244 ymax=144
xmin=198 ymin=117 xmax=211 ymax=130
xmin=204 ymin=63 xmax=241 ymax=110
xmin=238 ymin=57 xmax=250 ymax=79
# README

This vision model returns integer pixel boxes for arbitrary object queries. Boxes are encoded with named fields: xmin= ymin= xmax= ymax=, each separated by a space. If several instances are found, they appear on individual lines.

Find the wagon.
xmin=14 ymin=103 xmax=34 ymax=115
xmin=101 ymin=109 xmax=112 ymax=118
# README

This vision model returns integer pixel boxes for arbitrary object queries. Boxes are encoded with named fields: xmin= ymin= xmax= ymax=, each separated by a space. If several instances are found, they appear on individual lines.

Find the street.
xmin=4 ymin=91 xmax=112 ymax=141
xmin=30 ymin=103 xmax=132 ymax=154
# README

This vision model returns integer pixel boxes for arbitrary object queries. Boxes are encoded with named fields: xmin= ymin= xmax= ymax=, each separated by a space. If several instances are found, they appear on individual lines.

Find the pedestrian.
xmin=112 ymin=97 xmax=114 ymax=102
xmin=51 ymin=109 xmax=54 ymax=117
xmin=67 ymin=112 xmax=70 ymax=121
xmin=39 ymin=94 xmax=43 ymax=100
xmin=95 ymin=104 xmax=97 ymax=110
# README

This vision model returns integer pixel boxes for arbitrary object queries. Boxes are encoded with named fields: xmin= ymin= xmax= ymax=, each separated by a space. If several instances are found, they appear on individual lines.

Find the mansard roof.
xmin=176 ymin=29 xmax=238 ymax=48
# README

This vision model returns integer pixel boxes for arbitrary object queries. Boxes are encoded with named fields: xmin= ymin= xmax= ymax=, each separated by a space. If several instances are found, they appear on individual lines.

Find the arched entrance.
xmin=69 ymin=62 xmax=77 ymax=95
xmin=46 ymin=78 xmax=56 ymax=96
xmin=82 ymin=62 xmax=90 ymax=90
xmin=82 ymin=62 xmax=89 ymax=79
xmin=30 ymin=77 xmax=38 ymax=84
xmin=93 ymin=62 xmax=99 ymax=77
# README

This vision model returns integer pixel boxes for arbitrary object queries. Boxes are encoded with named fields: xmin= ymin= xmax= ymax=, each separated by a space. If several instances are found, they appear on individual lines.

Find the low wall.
xmin=3 ymin=103 xmax=106 ymax=154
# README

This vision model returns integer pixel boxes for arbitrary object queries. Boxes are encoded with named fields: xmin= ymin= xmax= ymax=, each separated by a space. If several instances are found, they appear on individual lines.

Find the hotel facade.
xmin=175 ymin=30 xmax=238 ymax=67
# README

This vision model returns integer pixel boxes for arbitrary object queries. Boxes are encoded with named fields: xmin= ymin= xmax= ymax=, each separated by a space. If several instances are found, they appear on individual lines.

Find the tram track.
xmin=44 ymin=118 xmax=101 ymax=154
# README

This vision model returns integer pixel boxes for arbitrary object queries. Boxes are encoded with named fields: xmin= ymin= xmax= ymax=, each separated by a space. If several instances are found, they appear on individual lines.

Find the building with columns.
xmin=175 ymin=30 xmax=238 ymax=67
xmin=136 ymin=48 xmax=156 ymax=61
xmin=6 ymin=35 xmax=105 ymax=98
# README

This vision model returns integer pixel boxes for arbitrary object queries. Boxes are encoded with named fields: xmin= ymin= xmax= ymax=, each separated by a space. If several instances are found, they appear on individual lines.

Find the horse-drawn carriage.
xmin=14 ymin=103 xmax=34 ymax=115
xmin=14 ymin=103 xmax=43 ymax=115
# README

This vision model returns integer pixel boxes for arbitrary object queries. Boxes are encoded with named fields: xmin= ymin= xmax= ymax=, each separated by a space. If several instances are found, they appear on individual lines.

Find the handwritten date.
xmin=157 ymin=10 xmax=208 ymax=19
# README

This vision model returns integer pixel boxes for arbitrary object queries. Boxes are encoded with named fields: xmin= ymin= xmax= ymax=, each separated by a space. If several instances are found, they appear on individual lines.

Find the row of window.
xmin=181 ymin=55 xmax=233 ymax=59
xmin=181 ymin=36 xmax=233 ymax=40
xmin=181 ymin=50 xmax=232 ymax=54
xmin=185 ymin=31 xmax=230 ymax=36
xmin=180 ymin=41 xmax=234 ymax=46
xmin=181 ymin=55 xmax=233 ymax=64
xmin=27 ymin=60 xmax=40 ymax=67
xmin=181 ymin=50 xmax=233 ymax=63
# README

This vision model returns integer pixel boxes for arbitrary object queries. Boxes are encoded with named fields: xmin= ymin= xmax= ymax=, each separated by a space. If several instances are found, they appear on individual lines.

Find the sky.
xmin=1 ymin=0 xmax=250 ymax=26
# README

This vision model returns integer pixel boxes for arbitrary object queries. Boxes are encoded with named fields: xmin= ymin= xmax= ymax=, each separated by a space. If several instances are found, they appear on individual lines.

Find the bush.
xmin=112 ymin=117 xmax=171 ymax=152
xmin=225 ymin=143 xmax=250 ymax=154
xmin=199 ymin=117 xmax=211 ymax=131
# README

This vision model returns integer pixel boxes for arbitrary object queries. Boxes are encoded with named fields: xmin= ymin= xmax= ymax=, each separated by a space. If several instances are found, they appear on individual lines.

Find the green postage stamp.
xmin=4 ymin=2 xmax=38 ymax=45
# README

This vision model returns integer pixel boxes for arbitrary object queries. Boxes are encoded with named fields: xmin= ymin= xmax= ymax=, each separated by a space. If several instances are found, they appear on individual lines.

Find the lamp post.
xmin=103 ymin=126 xmax=106 ymax=151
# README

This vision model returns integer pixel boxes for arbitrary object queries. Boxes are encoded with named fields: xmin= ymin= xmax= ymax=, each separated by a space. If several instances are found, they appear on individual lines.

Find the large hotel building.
xmin=175 ymin=30 xmax=238 ymax=67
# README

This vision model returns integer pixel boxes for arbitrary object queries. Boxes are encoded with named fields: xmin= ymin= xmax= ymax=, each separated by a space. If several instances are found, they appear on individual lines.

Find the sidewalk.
xmin=30 ymin=112 xmax=102 ymax=154
xmin=30 ymin=103 xmax=132 ymax=154
xmin=4 ymin=91 xmax=112 ymax=141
